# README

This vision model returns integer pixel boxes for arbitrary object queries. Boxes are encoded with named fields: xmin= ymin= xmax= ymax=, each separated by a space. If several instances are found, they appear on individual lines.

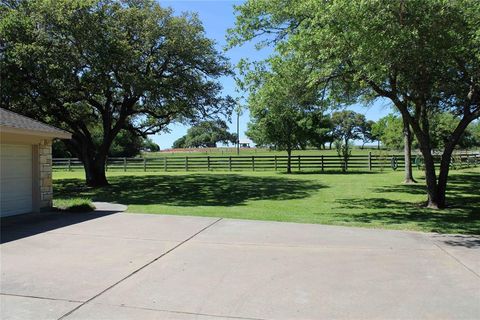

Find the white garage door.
xmin=0 ymin=144 xmax=33 ymax=217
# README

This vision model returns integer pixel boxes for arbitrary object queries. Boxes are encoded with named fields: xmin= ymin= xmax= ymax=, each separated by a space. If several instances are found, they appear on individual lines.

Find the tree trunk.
xmin=434 ymin=120 xmax=469 ymax=209
xmin=403 ymin=118 xmax=416 ymax=184
xmin=83 ymin=156 xmax=109 ymax=187
xmin=76 ymin=137 xmax=110 ymax=187
xmin=435 ymin=153 xmax=452 ymax=209
xmin=418 ymin=145 xmax=440 ymax=208
xmin=398 ymin=103 xmax=441 ymax=208
xmin=286 ymin=148 xmax=292 ymax=174
xmin=343 ymin=137 xmax=349 ymax=172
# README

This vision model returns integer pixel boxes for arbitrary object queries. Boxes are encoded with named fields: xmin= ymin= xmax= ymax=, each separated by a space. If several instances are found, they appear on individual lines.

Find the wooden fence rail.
xmin=53 ymin=152 xmax=480 ymax=173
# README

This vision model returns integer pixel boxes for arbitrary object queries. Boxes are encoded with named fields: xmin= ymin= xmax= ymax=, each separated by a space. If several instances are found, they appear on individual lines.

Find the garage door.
xmin=0 ymin=144 xmax=33 ymax=217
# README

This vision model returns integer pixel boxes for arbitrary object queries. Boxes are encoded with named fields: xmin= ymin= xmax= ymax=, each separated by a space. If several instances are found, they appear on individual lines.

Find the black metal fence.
xmin=53 ymin=152 xmax=480 ymax=172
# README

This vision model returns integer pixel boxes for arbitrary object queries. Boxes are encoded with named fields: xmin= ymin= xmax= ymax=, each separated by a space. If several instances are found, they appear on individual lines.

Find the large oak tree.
xmin=1 ymin=0 xmax=233 ymax=186
xmin=228 ymin=0 xmax=480 ymax=208
xmin=172 ymin=120 xmax=237 ymax=148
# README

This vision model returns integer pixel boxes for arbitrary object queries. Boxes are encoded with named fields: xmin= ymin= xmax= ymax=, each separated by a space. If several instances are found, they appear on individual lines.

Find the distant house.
xmin=0 ymin=108 xmax=71 ymax=217
xmin=239 ymin=139 xmax=252 ymax=148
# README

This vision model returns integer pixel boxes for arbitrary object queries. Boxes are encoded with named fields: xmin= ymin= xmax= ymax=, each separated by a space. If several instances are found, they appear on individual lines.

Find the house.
xmin=239 ymin=139 xmax=252 ymax=148
xmin=0 ymin=108 xmax=71 ymax=217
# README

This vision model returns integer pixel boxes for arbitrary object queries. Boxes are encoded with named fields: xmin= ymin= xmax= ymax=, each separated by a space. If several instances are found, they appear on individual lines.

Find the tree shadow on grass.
xmin=336 ymin=171 xmax=480 ymax=235
xmin=372 ymin=172 xmax=480 ymax=213
xmin=54 ymin=174 xmax=325 ymax=207
xmin=281 ymin=170 xmax=383 ymax=175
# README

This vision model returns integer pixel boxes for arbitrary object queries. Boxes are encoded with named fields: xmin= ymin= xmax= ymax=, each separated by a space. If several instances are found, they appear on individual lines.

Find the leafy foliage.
xmin=360 ymin=120 xmax=377 ymax=149
xmin=53 ymin=129 xmax=159 ymax=158
xmin=331 ymin=110 xmax=366 ymax=170
xmin=1 ymin=0 xmax=233 ymax=185
xmin=306 ymin=114 xmax=334 ymax=150
xmin=243 ymin=57 xmax=328 ymax=172
xmin=472 ymin=121 xmax=480 ymax=146
xmin=229 ymin=0 xmax=480 ymax=207
xmin=331 ymin=111 xmax=366 ymax=144
xmin=142 ymin=138 xmax=160 ymax=152
xmin=372 ymin=113 xmax=480 ymax=151
xmin=429 ymin=113 xmax=478 ymax=150
xmin=172 ymin=120 xmax=237 ymax=148
xmin=372 ymin=114 xmax=405 ymax=150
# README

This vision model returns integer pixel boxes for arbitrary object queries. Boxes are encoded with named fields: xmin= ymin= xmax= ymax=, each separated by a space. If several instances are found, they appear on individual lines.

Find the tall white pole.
xmin=236 ymin=109 xmax=240 ymax=155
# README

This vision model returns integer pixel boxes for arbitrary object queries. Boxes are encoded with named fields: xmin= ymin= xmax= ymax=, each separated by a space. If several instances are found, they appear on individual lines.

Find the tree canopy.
xmin=1 ymin=0 xmax=233 ymax=186
xmin=331 ymin=110 xmax=366 ymax=170
xmin=372 ymin=114 xmax=405 ymax=150
xmin=331 ymin=111 xmax=366 ymax=146
xmin=473 ymin=121 xmax=480 ymax=145
xmin=372 ymin=113 xmax=480 ymax=151
xmin=429 ymin=113 xmax=478 ymax=150
xmin=54 ymin=128 xmax=158 ymax=158
xmin=229 ymin=0 xmax=480 ymax=208
xmin=360 ymin=120 xmax=377 ymax=149
xmin=172 ymin=120 xmax=237 ymax=148
xmin=244 ymin=57 xmax=326 ymax=173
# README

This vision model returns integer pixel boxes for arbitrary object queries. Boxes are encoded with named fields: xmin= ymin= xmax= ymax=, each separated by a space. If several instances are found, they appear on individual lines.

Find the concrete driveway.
xmin=1 ymin=211 xmax=479 ymax=320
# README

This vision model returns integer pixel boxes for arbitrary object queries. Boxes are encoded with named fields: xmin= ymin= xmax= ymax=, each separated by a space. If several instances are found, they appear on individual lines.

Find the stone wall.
xmin=39 ymin=139 xmax=53 ymax=209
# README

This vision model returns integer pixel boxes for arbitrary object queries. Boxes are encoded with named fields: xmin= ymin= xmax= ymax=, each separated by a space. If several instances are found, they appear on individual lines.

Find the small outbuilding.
xmin=0 ymin=108 xmax=71 ymax=217
xmin=239 ymin=139 xmax=252 ymax=148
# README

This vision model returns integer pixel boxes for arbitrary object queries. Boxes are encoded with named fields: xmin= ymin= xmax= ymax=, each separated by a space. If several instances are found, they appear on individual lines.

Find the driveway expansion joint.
xmin=432 ymin=241 xmax=480 ymax=280
xmin=94 ymin=302 xmax=266 ymax=320
xmin=57 ymin=218 xmax=223 ymax=320
xmin=0 ymin=293 xmax=83 ymax=304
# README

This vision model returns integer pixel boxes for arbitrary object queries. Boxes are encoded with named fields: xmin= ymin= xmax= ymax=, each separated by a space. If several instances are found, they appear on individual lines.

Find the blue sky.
xmin=152 ymin=0 xmax=393 ymax=149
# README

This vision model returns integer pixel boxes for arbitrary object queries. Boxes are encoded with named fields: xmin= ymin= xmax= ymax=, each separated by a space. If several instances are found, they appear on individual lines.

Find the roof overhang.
xmin=0 ymin=126 xmax=72 ymax=139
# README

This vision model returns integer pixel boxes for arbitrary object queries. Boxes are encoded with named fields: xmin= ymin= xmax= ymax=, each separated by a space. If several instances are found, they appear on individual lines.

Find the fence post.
xmin=68 ymin=158 xmax=71 ymax=171
xmin=185 ymin=156 xmax=189 ymax=171
xmin=274 ymin=155 xmax=277 ymax=171
xmin=321 ymin=155 xmax=324 ymax=172
xmin=164 ymin=157 xmax=167 ymax=171
xmin=207 ymin=156 xmax=211 ymax=171
xmin=123 ymin=157 xmax=127 ymax=172
xmin=368 ymin=152 xmax=372 ymax=171
xmin=143 ymin=158 xmax=147 ymax=172
xmin=229 ymin=156 xmax=232 ymax=171
xmin=105 ymin=157 xmax=108 ymax=172
xmin=252 ymin=156 xmax=255 ymax=171
xmin=298 ymin=155 xmax=301 ymax=171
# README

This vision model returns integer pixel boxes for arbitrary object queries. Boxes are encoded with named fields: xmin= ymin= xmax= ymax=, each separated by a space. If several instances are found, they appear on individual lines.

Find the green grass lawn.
xmin=53 ymin=168 xmax=480 ymax=234
xmin=54 ymin=197 xmax=95 ymax=212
